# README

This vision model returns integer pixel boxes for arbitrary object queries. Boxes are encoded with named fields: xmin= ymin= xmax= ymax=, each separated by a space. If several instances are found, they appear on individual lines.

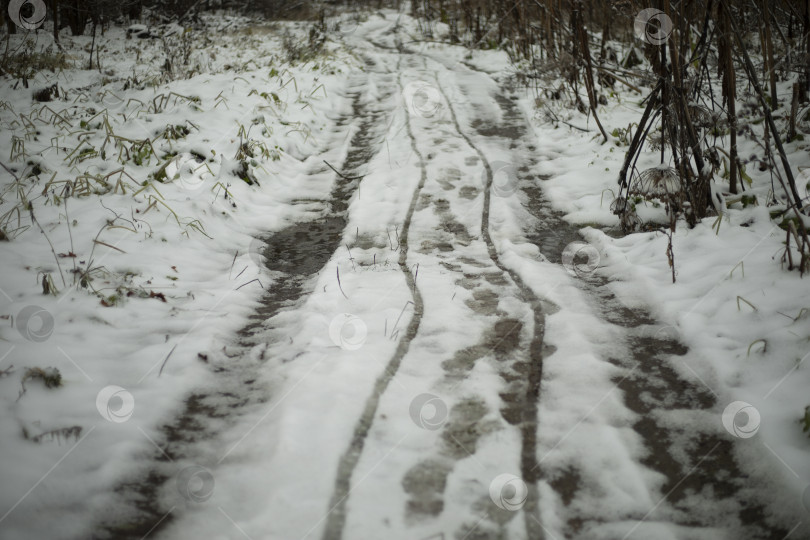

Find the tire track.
xmin=455 ymin=74 xmax=798 ymax=538
xmin=320 ymin=67 xmax=427 ymax=540
xmin=432 ymin=74 xmax=546 ymax=539
xmin=94 ymin=56 xmax=392 ymax=540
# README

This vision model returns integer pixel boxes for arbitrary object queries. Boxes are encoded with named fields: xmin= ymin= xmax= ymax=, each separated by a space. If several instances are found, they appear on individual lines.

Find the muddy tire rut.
xmin=431 ymin=74 xmax=548 ymax=539
xmin=467 ymin=76 xmax=792 ymax=539
xmin=94 ymin=54 xmax=397 ymax=540
xmin=92 ymin=27 xmax=797 ymax=540
xmin=320 ymin=62 xmax=428 ymax=540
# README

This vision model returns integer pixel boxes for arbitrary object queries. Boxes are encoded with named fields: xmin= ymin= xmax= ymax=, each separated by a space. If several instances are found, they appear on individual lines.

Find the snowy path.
xmin=94 ymin=18 xmax=806 ymax=540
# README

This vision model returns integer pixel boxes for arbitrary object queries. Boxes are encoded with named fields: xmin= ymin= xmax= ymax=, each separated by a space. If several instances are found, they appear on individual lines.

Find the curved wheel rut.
xmin=432 ymin=75 xmax=547 ymax=538
xmin=459 ymin=75 xmax=795 ymax=538
xmin=94 ymin=54 xmax=397 ymax=540
xmin=320 ymin=65 xmax=427 ymax=540
xmin=322 ymin=46 xmax=549 ymax=539
xmin=88 ymin=20 xmax=802 ymax=540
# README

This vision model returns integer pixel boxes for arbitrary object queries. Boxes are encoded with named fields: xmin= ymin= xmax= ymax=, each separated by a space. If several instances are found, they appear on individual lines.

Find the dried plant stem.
xmin=29 ymin=206 xmax=66 ymax=288
xmin=336 ymin=265 xmax=348 ymax=299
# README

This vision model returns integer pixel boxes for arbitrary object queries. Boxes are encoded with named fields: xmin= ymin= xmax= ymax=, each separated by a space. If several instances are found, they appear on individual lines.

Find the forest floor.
xmin=1 ymin=9 xmax=809 ymax=540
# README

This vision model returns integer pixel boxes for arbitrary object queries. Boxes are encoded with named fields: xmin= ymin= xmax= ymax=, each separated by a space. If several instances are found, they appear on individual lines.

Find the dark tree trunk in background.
xmin=65 ymin=0 xmax=89 ymax=35
xmin=51 ymin=0 xmax=59 ymax=44
xmin=803 ymin=0 xmax=810 ymax=102
xmin=128 ymin=0 xmax=142 ymax=20
xmin=761 ymin=0 xmax=778 ymax=107
xmin=719 ymin=3 xmax=740 ymax=194
xmin=3 ymin=0 xmax=18 ymax=34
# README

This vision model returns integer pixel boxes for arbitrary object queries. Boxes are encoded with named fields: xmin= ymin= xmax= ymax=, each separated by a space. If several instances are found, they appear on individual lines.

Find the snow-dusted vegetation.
xmin=0 ymin=1 xmax=808 ymax=539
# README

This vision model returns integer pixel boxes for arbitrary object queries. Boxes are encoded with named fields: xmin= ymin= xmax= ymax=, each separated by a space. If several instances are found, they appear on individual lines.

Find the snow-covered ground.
xmin=0 ymin=9 xmax=808 ymax=540
xmin=518 ymin=46 xmax=810 ymax=526
xmin=0 ymin=14 xmax=362 ymax=539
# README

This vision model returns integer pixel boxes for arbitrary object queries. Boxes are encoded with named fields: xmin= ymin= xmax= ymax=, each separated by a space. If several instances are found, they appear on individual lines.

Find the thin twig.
xmin=236 ymin=278 xmax=263 ymax=290
xmin=323 ymin=160 xmax=363 ymax=181
xmin=29 ymin=205 xmax=66 ymax=287
xmin=158 ymin=344 xmax=178 ymax=377
xmin=229 ymin=251 xmax=239 ymax=277
xmin=336 ymin=265 xmax=348 ymax=299
xmin=346 ymin=244 xmax=355 ymax=271
xmin=64 ymin=195 xmax=77 ymax=278
xmin=0 ymin=160 xmax=19 ymax=181
xmin=561 ymin=119 xmax=592 ymax=132
xmin=390 ymin=300 xmax=414 ymax=339
xmin=92 ymin=239 xmax=126 ymax=253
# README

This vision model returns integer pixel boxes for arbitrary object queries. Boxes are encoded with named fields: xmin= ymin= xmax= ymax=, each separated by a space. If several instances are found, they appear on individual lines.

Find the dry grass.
xmin=1 ymin=50 xmax=73 ymax=79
